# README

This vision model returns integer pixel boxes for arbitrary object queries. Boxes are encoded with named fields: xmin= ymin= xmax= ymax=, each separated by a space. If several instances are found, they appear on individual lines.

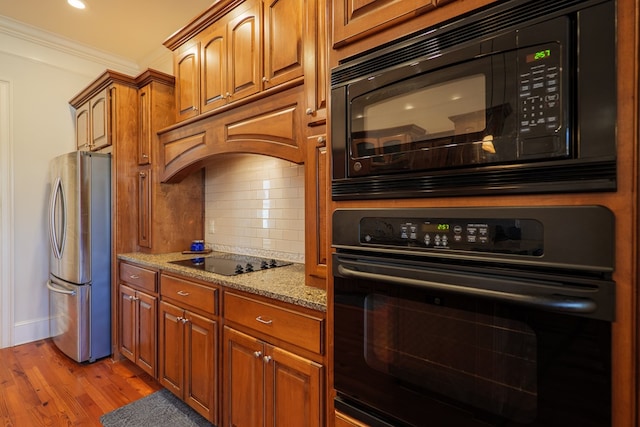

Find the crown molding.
xmin=0 ymin=15 xmax=139 ymax=76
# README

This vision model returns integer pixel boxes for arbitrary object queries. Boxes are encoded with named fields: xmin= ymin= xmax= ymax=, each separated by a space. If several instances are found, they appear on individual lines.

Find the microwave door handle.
xmin=336 ymin=264 xmax=597 ymax=315
xmin=48 ymin=177 xmax=65 ymax=259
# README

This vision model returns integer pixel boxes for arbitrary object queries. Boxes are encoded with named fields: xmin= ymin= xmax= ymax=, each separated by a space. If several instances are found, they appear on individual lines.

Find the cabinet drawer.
xmin=224 ymin=292 xmax=323 ymax=354
xmin=119 ymin=262 xmax=157 ymax=293
xmin=160 ymin=274 xmax=218 ymax=315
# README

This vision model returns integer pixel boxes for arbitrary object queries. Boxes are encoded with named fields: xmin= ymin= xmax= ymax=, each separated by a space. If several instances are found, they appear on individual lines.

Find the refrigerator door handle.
xmin=46 ymin=280 xmax=76 ymax=296
xmin=49 ymin=176 xmax=65 ymax=259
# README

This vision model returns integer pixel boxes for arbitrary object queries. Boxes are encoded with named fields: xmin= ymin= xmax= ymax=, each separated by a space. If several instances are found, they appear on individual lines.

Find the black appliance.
xmin=332 ymin=206 xmax=615 ymax=426
xmin=331 ymin=0 xmax=616 ymax=200
xmin=170 ymin=254 xmax=291 ymax=276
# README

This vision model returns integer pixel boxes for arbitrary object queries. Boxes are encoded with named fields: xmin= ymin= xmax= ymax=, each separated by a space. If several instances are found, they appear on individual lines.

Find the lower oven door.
xmin=333 ymin=253 xmax=613 ymax=427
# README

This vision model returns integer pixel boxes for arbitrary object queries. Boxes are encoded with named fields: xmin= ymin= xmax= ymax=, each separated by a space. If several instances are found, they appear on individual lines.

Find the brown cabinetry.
xmin=305 ymin=132 xmax=327 ymax=288
xmin=166 ymin=0 xmax=308 ymax=123
xmin=332 ymin=0 xmax=460 ymax=47
xmin=71 ymin=71 xmax=138 ymax=153
xmin=134 ymin=71 xmax=204 ymax=253
xmin=223 ymin=291 xmax=324 ymax=427
xmin=159 ymin=274 xmax=219 ymax=424
xmin=117 ymin=261 xmax=158 ymax=377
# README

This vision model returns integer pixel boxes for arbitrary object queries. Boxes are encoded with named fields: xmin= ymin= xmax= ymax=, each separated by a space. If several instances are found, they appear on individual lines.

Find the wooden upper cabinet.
xmin=166 ymin=0 xmax=311 ymax=123
xmin=74 ymin=87 xmax=110 ymax=151
xmin=138 ymin=85 xmax=152 ymax=164
xmin=175 ymin=42 xmax=200 ymax=121
xmin=304 ymin=0 xmax=326 ymax=123
xmin=263 ymin=0 xmax=304 ymax=89
xmin=332 ymin=0 xmax=437 ymax=47
xmin=227 ymin=1 xmax=261 ymax=102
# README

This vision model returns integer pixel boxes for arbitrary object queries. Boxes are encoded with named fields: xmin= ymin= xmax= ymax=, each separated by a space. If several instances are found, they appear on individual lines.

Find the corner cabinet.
xmin=223 ymin=291 xmax=324 ymax=427
xmin=159 ymin=274 xmax=219 ymax=424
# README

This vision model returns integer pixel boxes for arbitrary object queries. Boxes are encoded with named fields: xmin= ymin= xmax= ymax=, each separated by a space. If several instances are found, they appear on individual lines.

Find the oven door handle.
xmin=336 ymin=263 xmax=598 ymax=315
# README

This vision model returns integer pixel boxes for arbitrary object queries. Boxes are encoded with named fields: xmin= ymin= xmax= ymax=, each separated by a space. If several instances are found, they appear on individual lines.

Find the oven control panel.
xmin=359 ymin=216 xmax=544 ymax=256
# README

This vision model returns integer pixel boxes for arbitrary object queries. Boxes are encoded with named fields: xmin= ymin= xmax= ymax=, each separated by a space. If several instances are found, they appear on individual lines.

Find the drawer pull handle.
xmin=255 ymin=316 xmax=273 ymax=325
xmin=129 ymin=275 xmax=139 ymax=279
xmin=254 ymin=351 xmax=262 ymax=358
xmin=263 ymin=355 xmax=272 ymax=364
xmin=177 ymin=290 xmax=190 ymax=296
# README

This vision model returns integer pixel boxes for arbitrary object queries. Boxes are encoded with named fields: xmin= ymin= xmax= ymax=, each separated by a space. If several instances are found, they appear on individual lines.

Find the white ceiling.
xmin=0 ymin=0 xmax=214 ymax=64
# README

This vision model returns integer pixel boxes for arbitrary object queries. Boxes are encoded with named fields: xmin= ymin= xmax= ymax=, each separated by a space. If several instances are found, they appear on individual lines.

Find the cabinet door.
xmin=304 ymin=134 xmax=327 ymax=288
xmin=90 ymin=87 xmax=110 ymax=151
xmin=118 ymin=284 xmax=137 ymax=362
xmin=332 ymin=0 xmax=435 ymax=46
xmin=138 ymin=85 xmax=151 ymax=164
xmin=200 ymin=23 xmax=228 ymax=113
xmin=175 ymin=42 xmax=200 ymax=122
xmin=265 ymin=344 xmax=323 ymax=427
xmin=227 ymin=2 xmax=261 ymax=103
xmin=223 ymin=326 xmax=264 ymax=427
xmin=185 ymin=311 xmax=218 ymax=423
xmin=137 ymin=291 xmax=157 ymax=377
xmin=159 ymin=301 xmax=185 ymax=396
xmin=304 ymin=0 xmax=326 ymax=123
xmin=75 ymin=103 xmax=90 ymax=151
xmin=137 ymin=167 xmax=151 ymax=248
xmin=263 ymin=0 xmax=304 ymax=89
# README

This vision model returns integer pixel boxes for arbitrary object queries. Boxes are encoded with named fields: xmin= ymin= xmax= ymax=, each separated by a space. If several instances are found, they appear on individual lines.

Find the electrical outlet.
xmin=208 ymin=219 xmax=215 ymax=234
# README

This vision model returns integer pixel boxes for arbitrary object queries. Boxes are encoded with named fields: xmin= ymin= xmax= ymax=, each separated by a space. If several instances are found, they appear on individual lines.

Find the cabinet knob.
xmin=305 ymin=108 xmax=314 ymax=116
xmin=317 ymin=136 xmax=326 ymax=146
xmin=139 ymin=172 xmax=146 ymax=178
xmin=129 ymin=275 xmax=139 ymax=279
xmin=254 ymin=351 xmax=262 ymax=358
xmin=262 ymin=76 xmax=269 ymax=83
xmin=142 ymin=154 xmax=148 ymax=158
xmin=263 ymin=355 xmax=272 ymax=364
xmin=177 ymin=290 xmax=190 ymax=297
xmin=226 ymin=92 xmax=231 ymax=99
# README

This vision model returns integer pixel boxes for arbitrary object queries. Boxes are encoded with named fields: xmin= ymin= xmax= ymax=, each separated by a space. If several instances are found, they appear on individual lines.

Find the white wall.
xmin=0 ymin=18 xmax=171 ymax=346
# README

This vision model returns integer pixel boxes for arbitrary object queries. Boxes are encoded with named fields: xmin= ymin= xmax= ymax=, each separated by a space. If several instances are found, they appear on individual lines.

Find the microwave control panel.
xmin=359 ymin=217 xmax=544 ymax=256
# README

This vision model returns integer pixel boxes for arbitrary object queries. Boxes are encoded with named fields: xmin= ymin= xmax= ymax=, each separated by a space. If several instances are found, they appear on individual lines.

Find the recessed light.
xmin=68 ymin=0 xmax=86 ymax=9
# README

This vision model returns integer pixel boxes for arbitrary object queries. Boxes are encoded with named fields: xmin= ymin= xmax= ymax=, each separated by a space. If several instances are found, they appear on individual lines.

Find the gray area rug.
xmin=100 ymin=388 xmax=213 ymax=427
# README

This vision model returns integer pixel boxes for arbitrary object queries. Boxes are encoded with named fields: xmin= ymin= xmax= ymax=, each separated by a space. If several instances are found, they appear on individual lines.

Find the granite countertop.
xmin=118 ymin=251 xmax=327 ymax=312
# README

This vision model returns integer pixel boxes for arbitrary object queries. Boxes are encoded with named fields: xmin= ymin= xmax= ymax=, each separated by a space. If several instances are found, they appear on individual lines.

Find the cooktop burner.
xmin=170 ymin=254 xmax=292 ymax=276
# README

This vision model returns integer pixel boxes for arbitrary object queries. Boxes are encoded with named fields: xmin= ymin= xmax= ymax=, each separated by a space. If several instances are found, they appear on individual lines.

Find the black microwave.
xmin=331 ymin=0 xmax=616 ymax=200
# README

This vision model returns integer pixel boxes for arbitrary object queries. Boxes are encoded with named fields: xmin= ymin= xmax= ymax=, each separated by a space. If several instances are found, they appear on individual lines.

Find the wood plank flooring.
xmin=0 ymin=339 xmax=162 ymax=426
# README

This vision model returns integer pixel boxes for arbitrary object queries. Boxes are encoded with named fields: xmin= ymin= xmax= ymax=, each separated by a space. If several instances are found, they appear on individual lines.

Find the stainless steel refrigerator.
xmin=47 ymin=151 xmax=111 ymax=363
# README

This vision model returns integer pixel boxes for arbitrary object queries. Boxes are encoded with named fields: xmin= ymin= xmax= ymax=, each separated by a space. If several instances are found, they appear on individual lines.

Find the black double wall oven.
xmin=330 ymin=0 xmax=618 ymax=426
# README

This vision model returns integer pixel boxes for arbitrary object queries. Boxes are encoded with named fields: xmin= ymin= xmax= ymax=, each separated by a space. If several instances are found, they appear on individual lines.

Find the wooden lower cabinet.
xmin=223 ymin=326 xmax=323 ymax=427
xmin=119 ymin=284 xmax=157 ymax=377
xmin=159 ymin=300 xmax=218 ymax=424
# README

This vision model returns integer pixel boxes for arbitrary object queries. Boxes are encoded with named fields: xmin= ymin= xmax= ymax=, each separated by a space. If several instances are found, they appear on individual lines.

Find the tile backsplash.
xmin=204 ymin=154 xmax=305 ymax=263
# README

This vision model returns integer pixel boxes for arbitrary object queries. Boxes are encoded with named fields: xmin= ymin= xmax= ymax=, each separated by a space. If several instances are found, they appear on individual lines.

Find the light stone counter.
xmin=118 ymin=252 xmax=327 ymax=312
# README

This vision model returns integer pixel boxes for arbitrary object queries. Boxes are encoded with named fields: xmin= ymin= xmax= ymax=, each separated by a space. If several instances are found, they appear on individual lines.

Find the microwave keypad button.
xmin=467 ymin=235 xmax=477 ymax=243
xmin=453 ymin=225 xmax=463 ymax=234
xmin=424 ymin=234 xmax=431 ymax=245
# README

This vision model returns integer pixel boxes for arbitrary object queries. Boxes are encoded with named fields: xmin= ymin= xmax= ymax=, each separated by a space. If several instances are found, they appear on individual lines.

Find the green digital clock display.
xmin=526 ymin=49 xmax=551 ymax=63
xmin=421 ymin=223 xmax=450 ymax=233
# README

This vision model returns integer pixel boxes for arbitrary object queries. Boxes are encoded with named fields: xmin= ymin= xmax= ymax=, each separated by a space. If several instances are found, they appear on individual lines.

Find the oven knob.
xmin=235 ymin=264 xmax=244 ymax=274
xmin=245 ymin=262 xmax=254 ymax=272
xmin=260 ymin=260 xmax=269 ymax=269
xmin=353 ymin=162 xmax=362 ymax=171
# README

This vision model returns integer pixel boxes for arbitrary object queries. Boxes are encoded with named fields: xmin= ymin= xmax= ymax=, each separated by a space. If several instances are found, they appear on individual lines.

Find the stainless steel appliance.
xmin=332 ymin=206 xmax=615 ymax=426
xmin=331 ymin=0 xmax=616 ymax=200
xmin=170 ymin=254 xmax=292 ymax=276
xmin=47 ymin=151 xmax=111 ymax=363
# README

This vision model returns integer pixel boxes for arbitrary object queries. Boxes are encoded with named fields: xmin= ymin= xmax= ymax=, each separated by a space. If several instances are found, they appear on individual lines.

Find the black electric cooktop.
xmin=170 ymin=254 xmax=292 ymax=276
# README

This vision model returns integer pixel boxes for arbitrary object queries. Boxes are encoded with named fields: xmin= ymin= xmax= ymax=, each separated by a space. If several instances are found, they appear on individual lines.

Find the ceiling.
xmin=0 ymin=0 xmax=214 ymax=64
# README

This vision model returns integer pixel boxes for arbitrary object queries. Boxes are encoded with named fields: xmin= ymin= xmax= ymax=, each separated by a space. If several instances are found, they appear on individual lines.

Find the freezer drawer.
xmin=48 ymin=278 xmax=90 ymax=362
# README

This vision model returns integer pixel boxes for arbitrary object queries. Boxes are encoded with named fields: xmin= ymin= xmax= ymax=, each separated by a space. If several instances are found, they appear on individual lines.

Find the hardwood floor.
xmin=0 ymin=339 xmax=161 ymax=426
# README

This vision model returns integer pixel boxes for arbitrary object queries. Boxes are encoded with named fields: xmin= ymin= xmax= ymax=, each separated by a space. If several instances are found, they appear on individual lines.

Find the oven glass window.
xmin=364 ymin=294 xmax=538 ymax=423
